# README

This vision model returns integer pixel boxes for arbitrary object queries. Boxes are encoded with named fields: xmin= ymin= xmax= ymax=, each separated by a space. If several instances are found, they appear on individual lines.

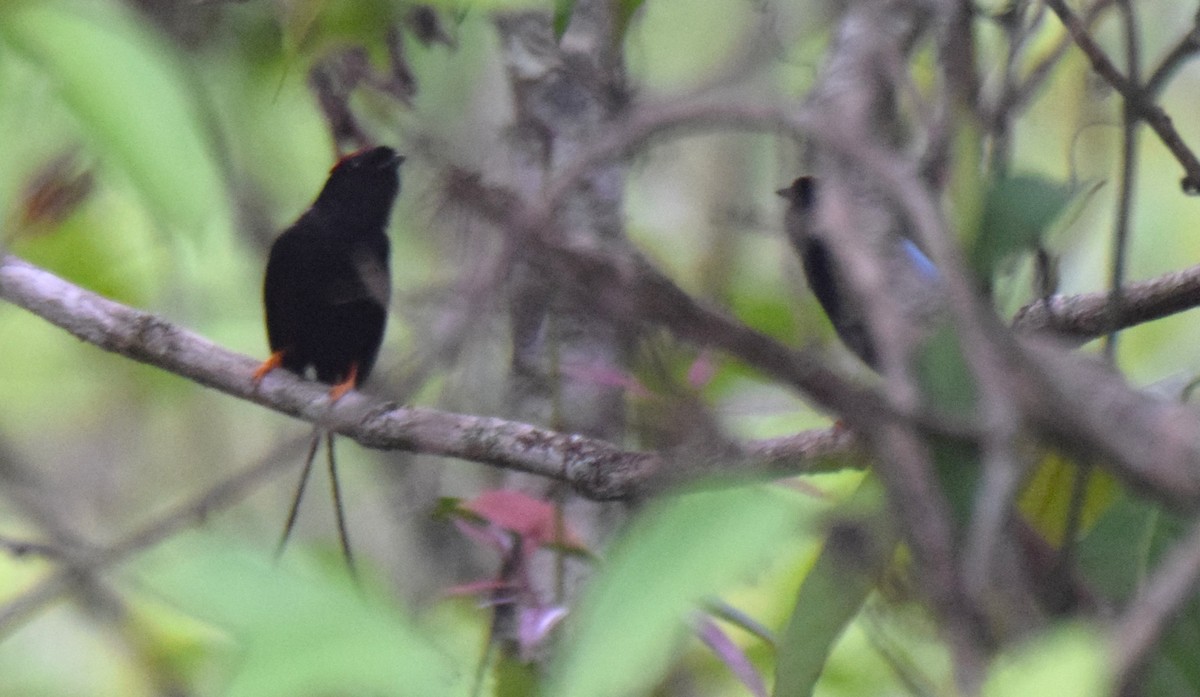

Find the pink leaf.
xmin=461 ymin=490 xmax=587 ymax=552
xmin=453 ymin=517 xmax=514 ymax=554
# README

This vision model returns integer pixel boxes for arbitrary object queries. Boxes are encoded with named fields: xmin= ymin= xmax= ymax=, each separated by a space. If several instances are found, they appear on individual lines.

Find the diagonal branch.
xmin=0 ymin=434 xmax=311 ymax=635
xmin=0 ymin=253 xmax=853 ymax=502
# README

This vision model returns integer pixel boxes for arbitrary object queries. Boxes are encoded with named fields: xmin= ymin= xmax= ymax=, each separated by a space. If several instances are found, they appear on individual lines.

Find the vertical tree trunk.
xmin=494 ymin=1 xmax=633 ymax=652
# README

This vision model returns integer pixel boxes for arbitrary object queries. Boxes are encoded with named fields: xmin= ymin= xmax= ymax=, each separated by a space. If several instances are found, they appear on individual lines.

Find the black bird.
xmin=252 ymin=145 xmax=404 ymax=570
xmin=254 ymin=145 xmax=404 ymax=395
xmin=777 ymin=176 xmax=938 ymax=368
xmin=778 ymin=176 xmax=877 ymax=366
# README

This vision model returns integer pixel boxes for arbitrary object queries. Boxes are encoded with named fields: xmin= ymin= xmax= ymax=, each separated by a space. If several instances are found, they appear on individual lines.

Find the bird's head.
xmin=776 ymin=176 xmax=817 ymax=210
xmin=314 ymin=146 xmax=405 ymax=221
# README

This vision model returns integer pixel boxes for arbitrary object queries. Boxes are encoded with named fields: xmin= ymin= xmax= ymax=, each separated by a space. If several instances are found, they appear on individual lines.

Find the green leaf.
xmin=972 ymin=174 xmax=1072 ymax=277
xmin=1018 ymin=452 xmax=1117 ymax=547
xmin=547 ymin=485 xmax=822 ymax=697
xmin=947 ymin=108 xmax=987 ymax=251
xmin=12 ymin=205 xmax=160 ymax=306
xmin=496 ymin=654 xmax=540 ymax=697
xmin=274 ymin=0 xmax=408 ymax=59
xmin=982 ymin=625 xmax=1109 ymax=697
xmin=144 ymin=535 xmax=461 ymax=697
xmin=1078 ymin=493 xmax=1157 ymax=600
xmin=275 ymin=0 xmax=330 ymax=56
xmin=774 ymin=474 xmax=899 ymax=697
xmin=930 ymin=436 xmax=982 ymax=527
xmin=915 ymin=322 xmax=977 ymax=417
xmin=1080 ymin=498 xmax=1200 ymax=696
xmin=915 ymin=322 xmax=985 ymax=523
xmin=0 ymin=2 xmax=226 ymax=233
xmin=615 ymin=0 xmax=646 ymax=42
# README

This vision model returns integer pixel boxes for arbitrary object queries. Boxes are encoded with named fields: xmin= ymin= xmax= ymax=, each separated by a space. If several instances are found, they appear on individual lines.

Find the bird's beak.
xmin=775 ymin=188 xmax=789 ymax=199
xmin=392 ymin=154 xmax=406 ymax=168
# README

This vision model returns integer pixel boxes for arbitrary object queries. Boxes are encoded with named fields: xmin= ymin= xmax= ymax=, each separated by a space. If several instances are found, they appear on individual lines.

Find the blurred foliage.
xmin=144 ymin=534 xmax=462 ymax=697
xmin=1080 ymin=495 xmax=1200 ymax=696
xmin=774 ymin=474 xmax=904 ymax=697
xmin=981 ymin=624 xmax=1109 ymax=696
xmin=1 ymin=2 xmax=227 ymax=235
xmin=1020 ymin=452 xmax=1117 ymax=548
xmin=547 ymin=485 xmax=822 ymax=697
xmin=971 ymin=174 xmax=1073 ymax=282
xmin=0 ymin=0 xmax=1199 ymax=696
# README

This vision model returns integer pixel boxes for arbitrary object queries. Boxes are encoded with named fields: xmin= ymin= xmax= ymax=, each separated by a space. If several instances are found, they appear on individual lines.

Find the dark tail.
xmin=276 ymin=426 xmax=322 ymax=558
xmin=325 ymin=434 xmax=358 ymax=580
xmin=275 ymin=427 xmax=358 ymax=580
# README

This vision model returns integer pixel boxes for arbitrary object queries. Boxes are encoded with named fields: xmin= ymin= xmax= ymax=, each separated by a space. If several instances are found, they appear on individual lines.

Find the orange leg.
xmin=328 ymin=363 xmax=359 ymax=402
xmin=252 ymin=350 xmax=285 ymax=385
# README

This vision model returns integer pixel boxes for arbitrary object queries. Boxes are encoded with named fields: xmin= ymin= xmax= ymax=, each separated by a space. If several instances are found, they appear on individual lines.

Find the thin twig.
xmin=1102 ymin=0 xmax=1141 ymax=362
xmin=988 ymin=0 xmax=1114 ymax=136
xmin=0 ymin=536 xmax=60 ymax=560
xmin=1044 ymin=0 xmax=1200 ymax=191
xmin=0 ymin=434 xmax=311 ymax=636
xmin=1144 ymin=10 xmax=1200 ymax=99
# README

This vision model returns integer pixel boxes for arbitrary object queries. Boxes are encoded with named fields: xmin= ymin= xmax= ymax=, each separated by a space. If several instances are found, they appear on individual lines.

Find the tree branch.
xmin=0 ymin=434 xmax=310 ymax=635
xmin=0 ymin=253 xmax=853 ymax=502
xmin=8 ymin=195 xmax=1200 ymax=508
xmin=1012 ymin=262 xmax=1200 ymax=342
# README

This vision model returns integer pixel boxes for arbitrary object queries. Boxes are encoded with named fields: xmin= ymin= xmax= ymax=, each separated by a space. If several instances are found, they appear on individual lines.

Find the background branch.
xmin=1045 ymin=0 xmax=1200 ymax=191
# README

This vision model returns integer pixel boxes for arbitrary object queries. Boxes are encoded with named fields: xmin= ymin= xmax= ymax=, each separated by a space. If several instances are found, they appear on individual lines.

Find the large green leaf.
xmin=144 ymin=535 xmax=462 ymax=697
xmin=774 ymin=474 xmax=899 ymax=697
xmin=1 ymin=2 xmax=225 ymax=233
xmin=547 ymin=485 xmax=822 ymax=697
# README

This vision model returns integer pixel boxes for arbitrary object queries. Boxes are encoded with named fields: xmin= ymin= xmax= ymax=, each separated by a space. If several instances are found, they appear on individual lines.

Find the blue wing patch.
xmin=901 ymin=239 xmax=939 ymax=282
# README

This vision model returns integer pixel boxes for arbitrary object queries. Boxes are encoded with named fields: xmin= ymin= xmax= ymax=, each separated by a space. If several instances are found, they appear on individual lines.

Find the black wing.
xmin=262 ymin=213 xmax=391 ymax=381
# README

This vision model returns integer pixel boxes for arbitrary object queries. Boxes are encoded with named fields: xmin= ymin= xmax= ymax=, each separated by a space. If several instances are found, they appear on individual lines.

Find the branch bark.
xmin=1012 ymin=262 xmax=1200 ymax=342
xmin=0 ymin=253 xmax=853 ymax=502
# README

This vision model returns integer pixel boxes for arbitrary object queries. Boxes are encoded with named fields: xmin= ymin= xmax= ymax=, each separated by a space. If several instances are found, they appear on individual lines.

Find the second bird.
xmin=778 ymin=175 xmax=940 ymax=370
